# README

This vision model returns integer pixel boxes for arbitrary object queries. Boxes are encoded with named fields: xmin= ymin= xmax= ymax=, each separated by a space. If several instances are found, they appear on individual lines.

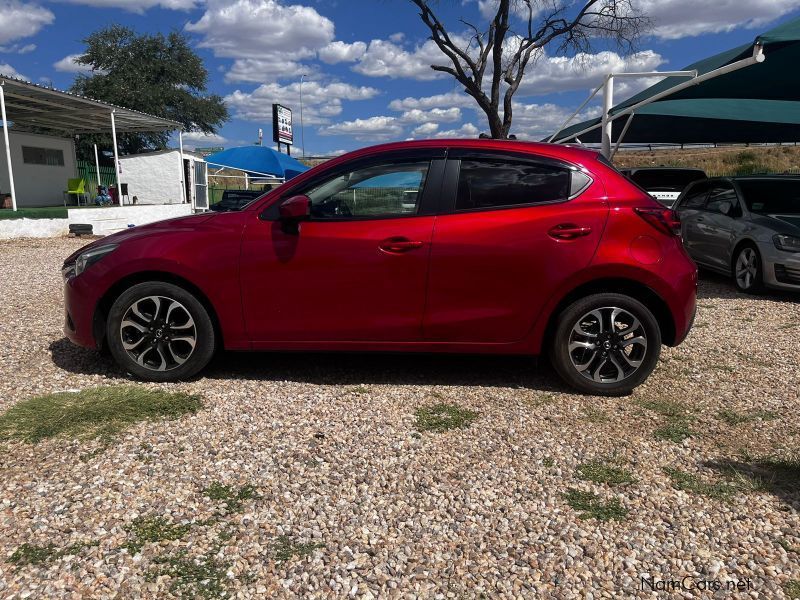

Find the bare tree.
xmin=410 ymin=0 xmax=649 ymax=138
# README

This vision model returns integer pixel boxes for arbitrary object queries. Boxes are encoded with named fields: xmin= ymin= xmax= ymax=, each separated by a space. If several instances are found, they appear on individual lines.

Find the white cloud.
xmin=187 ymin=0 xmax=334 ymax=79
xmin=352 ymin=38 xmax=457 ymax=80
xmin=318 ymin=116 xmax=404 ymax=141
xmin=61 ymin=0 xmax=196 ymax=10
xmin=0 ymin=62 xmax=28 ymax=80
xmin=410 ymin=122 xmax=439 ymax=137
xmin=0 ymin=1 xmax=53 ymax=46
xmin=389 ymin=91 xmax=475 ymax=112
xmin=319 ymin=40 xmax=367 ymax=64
xmin=225 ymin=80 xmax=380 ymax=126
xmin=181 ymin=131 xmax=228 ymax=150
xmin=639 ymin=0 xmax=799 ymax=39
xmin=388 ymin=32 xmax=405 ymax=43
xmin=432 ymin=122 xmax=480 ymax=138
xmin=399 ymin=107 xmax=462 ymax=124
xmin=53 ymin=53 xmax=94 ymax=74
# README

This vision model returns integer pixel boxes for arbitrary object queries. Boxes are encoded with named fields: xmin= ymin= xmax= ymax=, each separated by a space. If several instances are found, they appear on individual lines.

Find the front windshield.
xmin=738 ymin=179 xmax=800 ymax=215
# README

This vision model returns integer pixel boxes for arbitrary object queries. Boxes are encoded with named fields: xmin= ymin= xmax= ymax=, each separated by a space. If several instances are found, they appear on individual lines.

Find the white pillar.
xmin=178 ymin=129 xmax=188 ymax=207
xmin=0 ymin=83 xmax=18 ymax=211
xmin=93 ymin=144 xmax=101 ymax=197
xmin=110 ymin=110 xmax=122 ymax=205
xmin=601 ymin=75 xmax=614 ymax=159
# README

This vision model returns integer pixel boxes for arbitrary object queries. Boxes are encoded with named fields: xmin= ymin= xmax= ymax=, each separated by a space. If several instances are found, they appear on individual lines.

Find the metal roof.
xmin=0 ymin=74 xmax=181 ymax=134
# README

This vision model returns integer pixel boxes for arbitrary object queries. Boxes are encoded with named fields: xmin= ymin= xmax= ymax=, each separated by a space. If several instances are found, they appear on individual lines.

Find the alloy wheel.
xmin=119 ymin=295 xmax=197 ymax=372
xmin=735 ymin=248 xmax=758 ymax=290
xmin=568 ymin=306 xmax=648 ymax=384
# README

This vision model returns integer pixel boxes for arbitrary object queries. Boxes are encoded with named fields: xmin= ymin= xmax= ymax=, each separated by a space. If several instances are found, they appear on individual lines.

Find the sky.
xmin=1 ymin=0 xmax=799 ymax=156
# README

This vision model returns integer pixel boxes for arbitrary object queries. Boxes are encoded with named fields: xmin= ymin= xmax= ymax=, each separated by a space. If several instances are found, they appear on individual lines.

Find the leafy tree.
xmin=410 ymin=0 xmax=649 ymax=139
xmin=70 ymin=25 xmax=227 ymax=158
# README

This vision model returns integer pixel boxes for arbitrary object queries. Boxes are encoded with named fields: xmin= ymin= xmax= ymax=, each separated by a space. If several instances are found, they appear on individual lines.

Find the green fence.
xmin=77 ymin=161 xmax=117 ymax=194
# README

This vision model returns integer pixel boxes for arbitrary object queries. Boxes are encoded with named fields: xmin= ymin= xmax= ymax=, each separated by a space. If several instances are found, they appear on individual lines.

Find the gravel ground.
xmin=0 ymin=236 xmax=799 ymax=599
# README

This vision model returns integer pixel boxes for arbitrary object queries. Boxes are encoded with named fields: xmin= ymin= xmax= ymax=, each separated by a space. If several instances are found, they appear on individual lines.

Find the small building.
xmin=0 ymin=130 xmax=77 ymax=207
xmin=119 ymin=149 xmax=208 ymax=208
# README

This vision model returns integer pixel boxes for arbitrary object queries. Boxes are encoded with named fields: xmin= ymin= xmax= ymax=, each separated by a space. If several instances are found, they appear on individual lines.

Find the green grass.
xmin=124 ymin=516 xmax=191 ymax=554
xmin=663 ymin=467 xmax=736 ymax=500
xmin=581 ymin=408 xmax=609 ymax=423
xmin=8 ymin=540 xmax=96 ymax=566
xmin=563 ymin=489 xmax=627 ymax=521
xmin=576 ymin=460 xmax=637 ymax=485
xmin=778 ymin=539 xmax=800 ymax=554
xmin=636 ymin=399 xmax=695 ymax=443
xmin=202 ymin=482 xmax=257 ymax=513
xmin=716 ymin=409 xmax=778 ymax=426
xmin=0 ymin=386 xmax=203 ymax=443
xmin=542 ymin=457 xmax=555 ymax=468
xmin=273 ymin=535 xmax=324 ymax=563
xmin=414 ymin=403 xmax=479 ymax=433
xmin=654 ymin=421 xmax=693 ymax=443
xmin=635 ymin=399 xmax=690 ymax=418
xmin=785 ymin=580 xmax=800 ymax=599
xmin=0 ymin=207 xmax=67 ymax=220
xmin=149 ymin=549 xmax=230 ymax=599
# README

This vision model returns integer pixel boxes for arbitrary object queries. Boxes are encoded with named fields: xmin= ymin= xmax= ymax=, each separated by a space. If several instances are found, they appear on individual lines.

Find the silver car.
xmin=674 ymin=176 xmax=800 ymax=293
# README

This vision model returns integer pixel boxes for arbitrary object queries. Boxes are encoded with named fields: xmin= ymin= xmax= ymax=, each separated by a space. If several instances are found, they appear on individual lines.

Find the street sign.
xmin=272 ymin=103 xmax=293 ymax=145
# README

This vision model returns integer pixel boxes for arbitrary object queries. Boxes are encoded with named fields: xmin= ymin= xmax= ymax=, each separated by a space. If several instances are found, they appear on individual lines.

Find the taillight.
xmin=634 ymin=207 xmax=681 ymax=237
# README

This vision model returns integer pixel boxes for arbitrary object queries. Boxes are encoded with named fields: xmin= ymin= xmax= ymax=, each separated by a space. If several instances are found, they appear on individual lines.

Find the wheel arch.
xmin=731 ymin=238 xmax=761 ymax=273
xmin=542 ymin=277 xmax=676 ymax=349
xmin=93 ymin=271 xmax=223 ymax=351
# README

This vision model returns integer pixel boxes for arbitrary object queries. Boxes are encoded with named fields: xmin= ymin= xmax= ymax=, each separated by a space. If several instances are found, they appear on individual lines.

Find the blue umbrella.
xmin=205 ymin=146 xmax=309 ymax=180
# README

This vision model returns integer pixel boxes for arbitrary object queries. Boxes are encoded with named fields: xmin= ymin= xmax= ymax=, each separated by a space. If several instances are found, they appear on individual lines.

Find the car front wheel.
xmin=733 ymin=245 xmax=763 ymax=293
xmin=550 ymin=293 xmax=661 ymax=396
xmin=106 ymin=281 xmax=216 ymax=382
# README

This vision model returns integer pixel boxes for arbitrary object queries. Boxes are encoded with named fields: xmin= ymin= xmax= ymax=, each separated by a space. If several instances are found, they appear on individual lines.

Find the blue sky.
xmin=1 ymin=0 xmax=799 ymax=156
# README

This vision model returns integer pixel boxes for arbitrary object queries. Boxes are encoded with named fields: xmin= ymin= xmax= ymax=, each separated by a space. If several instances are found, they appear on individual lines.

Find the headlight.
xmin=73 ymin=244 xmax=118 ymax=277
xmin=773 ymin=234 xmax=800 ymax=253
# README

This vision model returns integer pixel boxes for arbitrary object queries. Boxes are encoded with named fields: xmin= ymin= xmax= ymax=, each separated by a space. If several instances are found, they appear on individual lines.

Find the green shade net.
xmin=549 ymin=16 xmax=800 ymax=144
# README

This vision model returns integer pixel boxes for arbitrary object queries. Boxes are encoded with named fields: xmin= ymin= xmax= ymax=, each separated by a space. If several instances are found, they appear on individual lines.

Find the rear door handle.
xmin=379 ymin=237 xmax=424 ymax=253
xmin=548 ymin=224 xmax=593 ymax=240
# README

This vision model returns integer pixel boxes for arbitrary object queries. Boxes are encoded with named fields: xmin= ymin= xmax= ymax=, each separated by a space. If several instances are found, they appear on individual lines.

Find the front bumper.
xmin=760 ymin=241 xmax=800 ymax=291
xmin=63 ymin=274 xmax=101 ymax=349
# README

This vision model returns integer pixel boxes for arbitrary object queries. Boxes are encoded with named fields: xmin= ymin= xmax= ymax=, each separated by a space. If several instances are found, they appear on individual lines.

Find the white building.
xmin=0 ymin=131 xmax=77 ymax=207
xmin=118 ymin=149 xmax=208 ymax=209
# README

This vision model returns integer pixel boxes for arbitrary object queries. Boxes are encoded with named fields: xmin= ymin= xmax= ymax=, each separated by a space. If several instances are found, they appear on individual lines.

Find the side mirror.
xmin=718 ymin=200 xmax=732 ymax=216
xmin=279 ymin=195 xmax=311 ymax=220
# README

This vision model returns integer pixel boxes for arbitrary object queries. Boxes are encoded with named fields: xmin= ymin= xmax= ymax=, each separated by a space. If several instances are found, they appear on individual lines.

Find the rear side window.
xmin=705 ymin=183 xmax=739 ymax=215
xmin=678 ymin=181 xmax=711 ymax=209
xmin=456 ymin=158 xmax=571 ymax=211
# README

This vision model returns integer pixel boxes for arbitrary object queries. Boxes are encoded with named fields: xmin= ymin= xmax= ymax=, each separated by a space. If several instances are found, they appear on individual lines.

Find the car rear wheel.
xmin=106 ymin=282 xmax=215 ymax=382
xmin=733 ymin=245 xmax=763 ymax=293
xmin=550 ymin=293 xmax=661 ymax=396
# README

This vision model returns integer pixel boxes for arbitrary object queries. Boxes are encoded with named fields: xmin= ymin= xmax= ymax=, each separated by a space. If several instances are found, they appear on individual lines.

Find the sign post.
xmin=272 ymin=103 xmax=293 ymax=155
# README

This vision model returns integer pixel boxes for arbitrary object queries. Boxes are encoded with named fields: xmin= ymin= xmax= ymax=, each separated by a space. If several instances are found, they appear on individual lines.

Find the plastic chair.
xmin=64 ymin=178 xmax=86 ymax=206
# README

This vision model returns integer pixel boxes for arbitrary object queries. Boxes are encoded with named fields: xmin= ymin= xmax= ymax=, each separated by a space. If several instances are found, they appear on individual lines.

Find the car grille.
xmin=775 ymin=263 xmax=800 ymax=285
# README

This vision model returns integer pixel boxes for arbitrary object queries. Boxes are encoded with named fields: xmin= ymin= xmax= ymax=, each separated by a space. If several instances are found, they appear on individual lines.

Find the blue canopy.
xmin=205 ymin=146 xmax=309 ymax=180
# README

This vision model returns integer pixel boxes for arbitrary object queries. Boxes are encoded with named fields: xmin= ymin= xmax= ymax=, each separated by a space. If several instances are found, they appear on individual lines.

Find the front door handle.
xmin=379 ymin=237 xmax=424 ymax=253
xmin=548 ymin=224 xmax=593 ymax=240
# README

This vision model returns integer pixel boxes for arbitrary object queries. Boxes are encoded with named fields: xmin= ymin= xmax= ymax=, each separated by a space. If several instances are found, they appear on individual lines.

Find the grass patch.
xmin=654 ymin=420 xmax=693 ymax=443
xmin=779 ymin=539 xmax=800 ymax=554
xmin=581 ymin=408 xmax=608 ymax=423
xmin=124 ymin=516 xmax=191 ymax=554
xmin=635 ymin=399 xmax=689 ymax=418
xmin=349 ymin=386 xmax=370 ymax=395
xmin=542 ymin=457 xmax=554 ymax=468
xmin=563 ymin=489 xmax=627 ymax=521
xmin=785 ymin=581 xmax=800 ymax=599
xmin=0 ymin=386 xmax=202 ymax=443
xmin=709 ymin=456 xmax=800 ymax=493
xmin=8 ymin=540 xmax=96 ymax=566
xmin=716 ymin=409 xmax=778 ymax=426
xmin=149 ymin=550 xmax=230 ymax=599
xmin=663 ymin=467 xmax=736 ymax=500
xmin=576 ymin=460 xmax=636 ymax=485
xmin=414 ymin=403 xmax=478 ymax=433
xmin=273 ymin=535 xmax=324 ymax=563
xmin=202 ymin=482 xmax=257 ymax=513
xmin=0 ymin=207 xmax=67 ymax=220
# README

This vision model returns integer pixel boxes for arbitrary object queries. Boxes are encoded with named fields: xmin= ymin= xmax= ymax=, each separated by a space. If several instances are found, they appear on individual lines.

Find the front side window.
xmin=456 ymin=158 xmax=570 ymax=211
xmin=705 ymin=183 xmax=740 ymax=216
xmin=303 ymin=161 xmax=430 ymax=219
xmin=678 ymin=181 xmax=711 ymax=209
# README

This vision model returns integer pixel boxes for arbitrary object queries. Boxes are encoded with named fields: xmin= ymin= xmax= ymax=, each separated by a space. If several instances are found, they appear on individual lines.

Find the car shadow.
xmin=697 ymin=270 xmax=800 ymax=303
xmin=48 ymin=336 xmax=572 ymax=392
xmin=704 ymin=458 xmax=800 ymax=510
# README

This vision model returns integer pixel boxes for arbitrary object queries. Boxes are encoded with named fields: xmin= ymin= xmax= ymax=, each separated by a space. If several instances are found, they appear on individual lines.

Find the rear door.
xmin=422 ymin=150 xmax=607 ymax=343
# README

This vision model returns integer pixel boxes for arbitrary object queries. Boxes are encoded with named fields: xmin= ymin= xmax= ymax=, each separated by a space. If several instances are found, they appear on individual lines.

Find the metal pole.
xmin=601 ymin=75 xmax=614 ymax=159
xmin=178 ymin=129 xmax=188 ymax=207
xmin=611 ymin=113 xmax=636 ymax=159
xmin=300 ymin=73 xmax=306 ymax=158
xmin=93 ymin=143 xmax=101 ymax=196
xmin=110 ymin=110 xmax=122 ymax=205
xmin=0 ymin=83 xmax=18 ymax=211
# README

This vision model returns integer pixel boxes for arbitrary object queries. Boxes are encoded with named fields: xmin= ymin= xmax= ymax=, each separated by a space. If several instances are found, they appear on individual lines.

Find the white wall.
xmin=119 ymin=151 xmax=188 ymax=205
xmin=0 ymin=131 xmax=77 ymax=208
xmin=67 ymin=204 xmax=193 ymax=235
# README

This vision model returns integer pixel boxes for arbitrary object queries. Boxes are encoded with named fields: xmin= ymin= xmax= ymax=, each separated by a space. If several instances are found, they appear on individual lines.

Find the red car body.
xmin=63 ymin=140 xmax=696 ymax=376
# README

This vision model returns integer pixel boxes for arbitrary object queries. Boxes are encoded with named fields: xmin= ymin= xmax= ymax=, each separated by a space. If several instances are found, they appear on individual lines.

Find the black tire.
xmin=732 ymin=244 xmax=763 ymax=294
xmin=550 ymin=293 xmax=661 ymax=396
xmin=106 ymin=281 xmax=215 ymax=382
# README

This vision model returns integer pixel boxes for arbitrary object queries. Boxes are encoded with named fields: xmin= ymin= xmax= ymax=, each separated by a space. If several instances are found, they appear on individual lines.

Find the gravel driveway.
xmin=1 ymin=237 xmax=799 ymax=599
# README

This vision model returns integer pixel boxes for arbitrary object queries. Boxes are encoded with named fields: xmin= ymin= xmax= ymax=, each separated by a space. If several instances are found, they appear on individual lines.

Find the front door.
xmin=423 ymin=152 xmax=608 ymax=343
xmin=239 ymin=156 xmax=441 ymax=343
xmin=695 ymin=181 xmax=740 ymax=270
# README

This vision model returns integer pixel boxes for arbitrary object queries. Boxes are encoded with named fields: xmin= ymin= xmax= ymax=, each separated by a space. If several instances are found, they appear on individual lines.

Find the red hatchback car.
xmin=63 ymin=140 xmax=696 ymax=395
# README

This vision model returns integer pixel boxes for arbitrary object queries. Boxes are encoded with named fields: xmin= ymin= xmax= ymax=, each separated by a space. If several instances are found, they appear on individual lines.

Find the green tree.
xmin=70 ymin=25 xmax=227 ymax=158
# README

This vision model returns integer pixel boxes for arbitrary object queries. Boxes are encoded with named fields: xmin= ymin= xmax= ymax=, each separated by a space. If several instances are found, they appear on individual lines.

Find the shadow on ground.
xmin=697 ymin=270 xmax=800 ymax=303
xmin=705 ymin=458 xmax=800 ymax=510
xmin=49 ymin=336 xmax=570 ymax=392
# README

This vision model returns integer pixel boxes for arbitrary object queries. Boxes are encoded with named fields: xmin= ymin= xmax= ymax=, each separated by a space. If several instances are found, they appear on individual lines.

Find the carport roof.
xmin=0 ymin=74 xmax=181 ymax=134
